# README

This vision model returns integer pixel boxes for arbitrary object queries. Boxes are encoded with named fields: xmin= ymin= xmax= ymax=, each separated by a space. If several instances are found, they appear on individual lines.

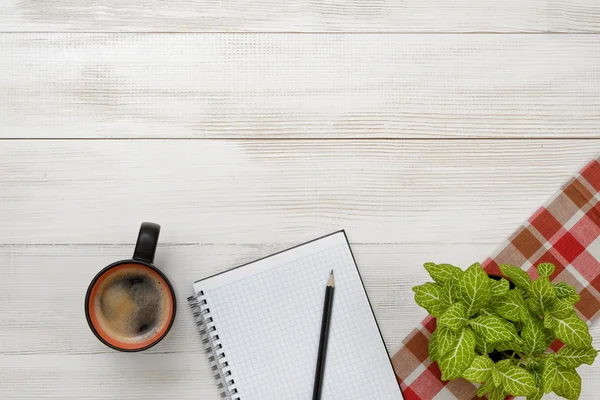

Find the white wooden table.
xmin=1 ymin=1 xmax=599 ymax=398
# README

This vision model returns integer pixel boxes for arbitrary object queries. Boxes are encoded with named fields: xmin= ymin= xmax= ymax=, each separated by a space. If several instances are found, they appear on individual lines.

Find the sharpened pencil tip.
xmin=328 ymin=270 xmax=335 ymax=287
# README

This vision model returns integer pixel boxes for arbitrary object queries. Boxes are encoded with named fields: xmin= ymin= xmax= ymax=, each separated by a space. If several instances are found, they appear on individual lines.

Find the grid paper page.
xmin=194 ymin=232 xmax=403 ymax=400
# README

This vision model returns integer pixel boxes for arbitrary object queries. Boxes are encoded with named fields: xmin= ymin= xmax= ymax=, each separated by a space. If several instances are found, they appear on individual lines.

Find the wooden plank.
xmin=0 ymin=139 xmax=598 ymax=245
xmin=1 ymin=244 xmax=599 ymax=400
xmin=1 ymin=34 xmax=599 ymax=139
xmin=1 ymin=0 xmax=599 ymax=33
xmin=3 ymin=353 xmax=599 ymax=400
xmin=0 ymin=353 xmax=223 ymax=399
xmin=2 ymin=353 xmax=600 ymax=400
xmin=0 ymin=243 xmax=489 ymax=356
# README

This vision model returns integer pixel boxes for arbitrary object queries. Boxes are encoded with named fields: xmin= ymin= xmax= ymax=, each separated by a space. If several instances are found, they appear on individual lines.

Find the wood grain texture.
xmin=1 ymin=139 xmax=599 ymax=245
xmin=3 ymin=353 xmax=599 ymax=400
xmin=0 ymin=243 xmax=487 ymax=356
xmin=2 ymin=1 xmax=600 ymax=396
xmin=2 ymin=34 xmax=600 ymax=139
xmin=1 ymin=0 xmax=600 ymax=33
xmin=1 ymin=244 xmax=599 ymax=399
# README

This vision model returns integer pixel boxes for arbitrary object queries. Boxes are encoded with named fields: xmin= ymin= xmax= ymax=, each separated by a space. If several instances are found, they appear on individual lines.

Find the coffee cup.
xmin=85 ymin=222 xmax=176 ymax=351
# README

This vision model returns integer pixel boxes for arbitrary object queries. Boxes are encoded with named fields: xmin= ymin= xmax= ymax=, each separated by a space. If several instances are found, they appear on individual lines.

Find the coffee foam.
xmin=89 ymin=264 xmax=173 ymax=347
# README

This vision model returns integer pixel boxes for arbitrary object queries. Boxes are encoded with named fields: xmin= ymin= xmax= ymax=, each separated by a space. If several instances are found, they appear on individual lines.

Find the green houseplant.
xmin=412 ymin=262 xmax=598 ymax=400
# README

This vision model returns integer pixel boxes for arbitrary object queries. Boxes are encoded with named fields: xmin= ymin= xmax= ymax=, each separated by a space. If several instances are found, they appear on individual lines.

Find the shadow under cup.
xmin=85 ymin=261 xmax=176 ymax=351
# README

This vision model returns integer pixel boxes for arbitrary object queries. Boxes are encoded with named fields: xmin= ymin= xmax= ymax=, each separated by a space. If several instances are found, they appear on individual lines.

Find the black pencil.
xmin=312 ymin=270 xmax=335 ymax=400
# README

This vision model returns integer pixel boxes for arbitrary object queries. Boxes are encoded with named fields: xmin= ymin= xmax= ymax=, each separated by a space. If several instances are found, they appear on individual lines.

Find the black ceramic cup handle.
xmin=133 ymin=222 xmax=161 ymax=263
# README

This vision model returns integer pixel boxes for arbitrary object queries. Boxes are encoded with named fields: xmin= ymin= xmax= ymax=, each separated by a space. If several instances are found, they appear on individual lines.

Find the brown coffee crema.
xmin=88 ymin=263 xmax=174 ymax=350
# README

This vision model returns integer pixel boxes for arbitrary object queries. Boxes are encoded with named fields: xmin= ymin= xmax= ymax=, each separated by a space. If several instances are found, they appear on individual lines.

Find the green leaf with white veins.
xmin=544 ymin=326 xmax=555 ymax=347
xmin=530 ymin=277 xmax=557 ymax=313
xmin=526 ymin=297 xmax=543 ymax=315
xmin=436 ymin=326 xmax=459 ymax=359
xmin=424 ymin=262 xmax=463 ymax=284
xmin=440 ymin=279 xmax=456 ymax=306
xmin=516 ymin=286 xmax=528 ymax=298
xmin=475 ymin=334 xmax=492 ymax=355
xmin=550 ymin=299 xmax=576 ymax=319
xmin=542 ymin=356 xmax=558 ymax=393
xmin=527 ymin=357 xmax=545 ymax=372
xmin=564 ymin=294 xmax=580 ymax=305
xmin=488 ymin=386 xmax=506 ymax=400
xmin=458 ymin=263 xmax=492 ymax=315
xmin=413 ymin=282 xmax=447 ymax=317
xmin=477 ymin=380 xmax=494 ymax=397
xmin=528 ymin=387 xmax=544 ymax=400
xmin=492 ymin=369 xmax=503 ymax=387
xmin=495 ymin=359 xmax=515 ymax=372
xmin=544 ymin=314 xmax=557 ymax=330
xmin=461 ymin=355 xmax=494 ymax=383
xmin=479 ymin=307 xmax=494 ymax=316
xmin=501 ymin=366 xmax=537 ymax=396
xmin=495 ymin=341 xmax=523 ymax=353
xmin=555 ymin=346 xmax=599 ymax=368
xmin=439 ymin=302 xmax=468 ymax=332
xmin=553 ymin=366 xmax=581 ymax=400
xmin=513 ymin=319 xmax=525 ymax=332
xmin=530 ymin=368 xmax=543 ymax=388
xmin=490 ymin=278 xmax=510 ymax=297
xmin=428 ymin=329 xmax=441 ymax=361
xmin=555 ymin=282 xmax=577 ymax=299
xmin=429 ymin=326 xmax=458 ymax=361
xmin=521 ymin=316 xmax=550 ymax=356
xmin=500 ymin=264 xmax=531 ymax=291
xmin=537 ymin=263 xmax=555 ymax=278
xmin=470 ymin=315 xmax=522 ymax=344
xmin=553 ymin=314 xmax=593 ymax=348
xmin=438 ymin=328 xmax=476 ymax=380
xmin=492 ymin=289 xmax=527 ymax=322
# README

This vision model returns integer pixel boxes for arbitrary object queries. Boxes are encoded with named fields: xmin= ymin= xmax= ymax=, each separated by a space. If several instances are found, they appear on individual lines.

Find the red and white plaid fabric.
xmin=392 ymin=158 xmax=600 ymax=400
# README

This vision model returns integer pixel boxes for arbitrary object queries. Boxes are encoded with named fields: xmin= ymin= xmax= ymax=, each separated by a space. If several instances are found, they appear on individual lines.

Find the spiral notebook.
xmin=188 ymin=231 xmax=404 ymax=400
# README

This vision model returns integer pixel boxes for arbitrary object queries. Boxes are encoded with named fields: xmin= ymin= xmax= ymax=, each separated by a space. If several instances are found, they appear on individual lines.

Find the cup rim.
xmin=84 ymin=259 xmax=177 ymax=352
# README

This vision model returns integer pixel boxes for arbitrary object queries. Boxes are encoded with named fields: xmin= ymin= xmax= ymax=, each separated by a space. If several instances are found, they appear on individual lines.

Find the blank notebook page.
xmin=193 ymin=231 xmax=403 ymax=400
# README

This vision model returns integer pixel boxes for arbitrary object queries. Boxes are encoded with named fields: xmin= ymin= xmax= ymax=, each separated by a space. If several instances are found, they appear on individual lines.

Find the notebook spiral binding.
xmin=188 ymin=291 xmax=240 ymax=400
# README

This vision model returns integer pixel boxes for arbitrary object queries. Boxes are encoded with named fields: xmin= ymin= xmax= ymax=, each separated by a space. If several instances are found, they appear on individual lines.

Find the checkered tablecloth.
xmin=392 ymin=158 xmax=600 ymax=400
